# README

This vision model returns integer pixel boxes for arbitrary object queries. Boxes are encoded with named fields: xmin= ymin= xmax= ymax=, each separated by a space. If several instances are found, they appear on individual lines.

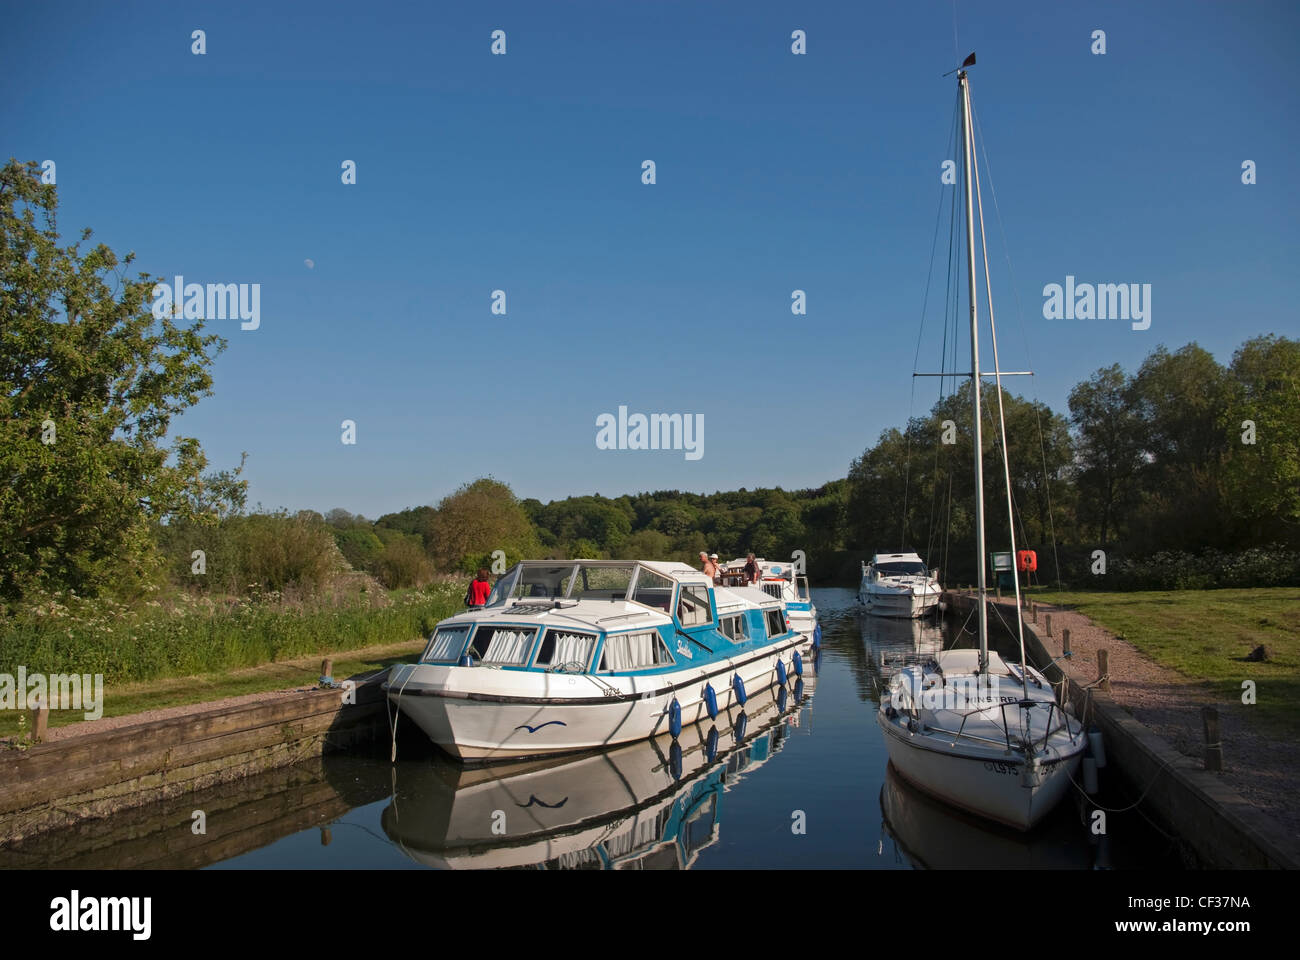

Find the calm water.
xmin=5 ymin=589 xmax=1183 ymax=870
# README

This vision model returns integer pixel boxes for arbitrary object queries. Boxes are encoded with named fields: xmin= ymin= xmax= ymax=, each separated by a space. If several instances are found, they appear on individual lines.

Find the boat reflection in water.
xmin=878 ymin=762 xmax=1095 ymax=869
xmin=382 ymin=667 xmax=818 ymax=869
xmin=857 ymin=614 xmax=947 ymax=703
xmin=862 ymin=615 xmax=945 ymax=676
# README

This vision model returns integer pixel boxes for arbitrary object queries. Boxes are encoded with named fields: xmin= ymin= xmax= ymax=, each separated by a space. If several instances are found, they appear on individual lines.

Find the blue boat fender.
xmin=732 ymin=673 xmax=747 ymax=706
xmin=776 ymin=659 xmax=788 ymax=686
xmin=792 ymin=651 xmax=803 ymax=677
xmin=668 ymin=698 xmax=682 ymax=739
xmin=703 ymin=683 xmax=718 ymax=720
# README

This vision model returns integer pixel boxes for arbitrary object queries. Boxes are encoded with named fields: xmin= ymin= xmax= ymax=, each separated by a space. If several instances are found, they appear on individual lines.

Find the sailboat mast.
xmin=959 ymin=68 xmax=989 ymax=674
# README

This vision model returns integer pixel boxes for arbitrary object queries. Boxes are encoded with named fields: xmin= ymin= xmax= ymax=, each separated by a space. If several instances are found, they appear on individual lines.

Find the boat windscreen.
xmin=875 ymin=561 xmax=929 ymax=577
xmin=569 ymin=563 xmax=635 ymax=601
xmin=489 ymin=564 xmax=575 ymax=603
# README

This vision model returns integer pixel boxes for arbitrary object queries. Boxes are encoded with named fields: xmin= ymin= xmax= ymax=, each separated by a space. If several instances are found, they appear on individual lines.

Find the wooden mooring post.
xmin=31 ymin=695 xmax=48 ymax=742
xmin=1045 ymin=613 xmax=1052 ymax=637
xmin=321 ymin=658 xmax=334 ymax=685
xmin=1030 ymin=600 xmax=1037 ymax=623
xmin=1097 ymin=649 xmax=1111 ymax=693
xmin=1062 ymin=628 xmax=1071 ymax=657
xmin=1203 ymin=706 xmax=1223 ymax=772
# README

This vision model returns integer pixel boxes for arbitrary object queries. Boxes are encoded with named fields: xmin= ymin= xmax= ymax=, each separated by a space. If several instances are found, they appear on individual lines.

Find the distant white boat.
xmin=876 ymin=55 xmax=1085 ymax=832
xmin=719 ymin=557 xmax=821 ymax=646
xmin=858 ymin=551 xmax=942 ymax=618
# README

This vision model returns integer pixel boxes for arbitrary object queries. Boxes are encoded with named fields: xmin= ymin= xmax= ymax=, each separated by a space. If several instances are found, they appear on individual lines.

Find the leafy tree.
xmin=374 ymin=505 xmax=436 ymax=552
xmin=1221 ymin=335 xmax=1300 ymax=547
xmin=0 ymin=159 xmax=229 ymax=604
xmin=427 ymin=477 xmax=540 ymax=573
xmin=1068 ymin=365 xmax=1144 ymax=545
xmin=1128 ymin=343 xmax=1232 ymax=552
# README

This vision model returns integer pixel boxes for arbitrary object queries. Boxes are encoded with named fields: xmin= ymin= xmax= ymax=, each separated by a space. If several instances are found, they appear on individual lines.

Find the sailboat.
xmin=876 ymin=54 xmax=1085 ymax=832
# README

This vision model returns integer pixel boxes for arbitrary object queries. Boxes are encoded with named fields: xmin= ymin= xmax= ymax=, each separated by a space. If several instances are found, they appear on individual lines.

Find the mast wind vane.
xmin=942 ymin=51 xmax=977 ymax=77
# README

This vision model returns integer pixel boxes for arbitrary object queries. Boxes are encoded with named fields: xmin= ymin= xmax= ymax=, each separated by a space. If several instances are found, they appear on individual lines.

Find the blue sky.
xmin=4 ymin=1 xmax=1297 ymax=517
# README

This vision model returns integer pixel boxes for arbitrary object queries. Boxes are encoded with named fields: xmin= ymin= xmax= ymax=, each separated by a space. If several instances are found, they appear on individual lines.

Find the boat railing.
xmin=931 ymin=723 xmax=1012 ymax=750
xmin=596 ymin=610 xmax=653 ymax=624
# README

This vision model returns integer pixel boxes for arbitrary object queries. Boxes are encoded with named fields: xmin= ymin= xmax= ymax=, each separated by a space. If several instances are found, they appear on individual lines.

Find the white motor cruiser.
xmin=859 ymin=551 xmax=943 ymax=618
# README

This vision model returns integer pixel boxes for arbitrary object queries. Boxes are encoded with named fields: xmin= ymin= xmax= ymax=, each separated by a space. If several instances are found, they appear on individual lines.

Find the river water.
xmin=3 ymin=588 xmax=1183 ymax=870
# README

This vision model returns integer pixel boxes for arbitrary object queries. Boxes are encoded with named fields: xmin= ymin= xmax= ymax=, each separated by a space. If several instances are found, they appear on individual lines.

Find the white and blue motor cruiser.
xmin=385 ymin=560 xmax=817 ymax=761
xmin=720 ymin=557 xmax=821 ymax=648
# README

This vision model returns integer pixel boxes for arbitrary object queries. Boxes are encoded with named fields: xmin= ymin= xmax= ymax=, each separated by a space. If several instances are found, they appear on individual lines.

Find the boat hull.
xmin=877 ymin=712 xmax=1084 ymax=831
xmin=388 ymin=633 xmax=813 ymax=761
xmin=861 ymin=587 xmax=941 ymax=619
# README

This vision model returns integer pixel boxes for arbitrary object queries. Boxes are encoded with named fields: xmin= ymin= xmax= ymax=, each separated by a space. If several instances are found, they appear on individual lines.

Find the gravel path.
xmin=1023 ymin=599 xmax=1300 ymax=842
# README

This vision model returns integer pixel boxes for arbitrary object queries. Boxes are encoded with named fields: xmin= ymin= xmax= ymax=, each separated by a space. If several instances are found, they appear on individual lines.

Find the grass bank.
xmin=0 ymin=637 xmax=427 ymax=738
xmin=0 ymin=579 xmax=462 ymax=737
xmin=1029 ymin=586 xmax=1300 ymax=736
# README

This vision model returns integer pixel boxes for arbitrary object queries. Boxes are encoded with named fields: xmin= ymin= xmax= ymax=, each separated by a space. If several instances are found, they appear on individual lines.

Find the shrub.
xmin=374 ymin=537 xmax=434 ymax=589
xmin=154 ymin=510 xmax=342 ymax=595
xmin=1108 ymin=544 xmax=1300 ymax=590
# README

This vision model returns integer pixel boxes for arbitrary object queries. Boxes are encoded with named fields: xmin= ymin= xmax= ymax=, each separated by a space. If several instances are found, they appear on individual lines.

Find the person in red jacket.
xmin=466 ymin=568 xmax=492 ymax=607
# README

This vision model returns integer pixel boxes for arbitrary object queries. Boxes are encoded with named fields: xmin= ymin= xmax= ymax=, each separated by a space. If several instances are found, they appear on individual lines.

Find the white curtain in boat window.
xmin=424 ymin=626 xmax=469 ymax=662
xmin=549 ymin=631 xmax=596 ymax=668
xmin=482 ymin=628 xmax=535 ymax=665
xmin=602 ymin=631 xmax=664 ymax=671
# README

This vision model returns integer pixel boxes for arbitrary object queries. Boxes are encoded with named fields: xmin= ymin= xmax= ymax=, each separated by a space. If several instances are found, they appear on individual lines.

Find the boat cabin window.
xmin=676 ymin=585 xmax=713 ymax=627
xmin=534 ymin=629 xmax=597 ymax=670
xmin=631 ymin=568 xmax=674 ymax=611
xmin=422 ymin=625 xmax=471 ymax=663
xmin=875 ymin=561 xmax=928 ymax=577
xmin=468 ymin=625 xmax=537 ymax=666
xmin=796 ymin=577 xmax=810 ymax=601
xmin=598 ymin=630 xmax=674 ymax=672
xmin=761 ymin=582 xmax=785 ymax=600
xmin=719 ymin=613 xmax=749 ymax=642
xmin=763 ymin=608 xmax=786 ymax=638
xmin=568 ymin=563 xmax=636 ymax=601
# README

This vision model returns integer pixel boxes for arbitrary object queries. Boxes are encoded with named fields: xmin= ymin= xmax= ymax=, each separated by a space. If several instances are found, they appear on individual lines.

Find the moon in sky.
xmin=304 ymin=259 xmax=315 ymax=269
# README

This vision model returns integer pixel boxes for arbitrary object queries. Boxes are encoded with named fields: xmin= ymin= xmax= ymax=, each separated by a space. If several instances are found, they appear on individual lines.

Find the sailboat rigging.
xmin=877 ymin=56 xmax=1086 ymax=831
